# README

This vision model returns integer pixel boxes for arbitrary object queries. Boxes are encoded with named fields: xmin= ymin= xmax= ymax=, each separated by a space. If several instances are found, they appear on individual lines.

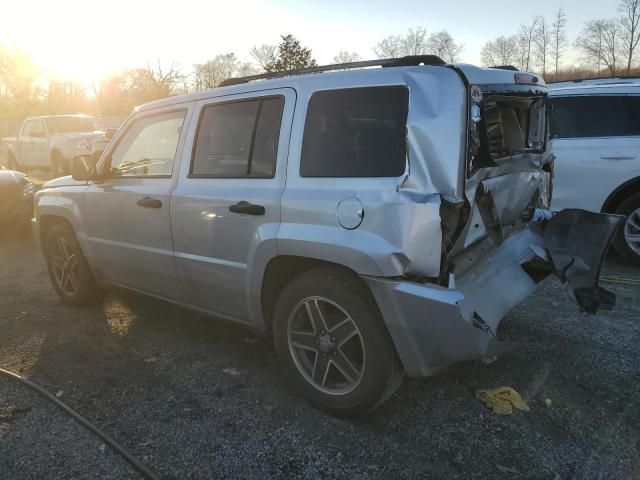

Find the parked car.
xmin=0 ymin=166 xmax=34 ymax=230
xmin=1 ymin=115 xmax=104 ymax=176
xmin=548 ymin=77 xmax=640 ymax=263
xmin=32 ymin=57 xmax=621 ymax=416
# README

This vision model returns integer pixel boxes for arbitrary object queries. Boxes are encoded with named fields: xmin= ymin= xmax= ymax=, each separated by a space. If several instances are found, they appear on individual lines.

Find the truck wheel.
xmin=45 ymin=224 xmax=101 ymax=306
xmin=613 ymin=193 xmax=640 ymax=265
xmin=272 ymin=267 xmax=404 ymax=417
xmin=52 ymin=151 xmax=68 ymax=177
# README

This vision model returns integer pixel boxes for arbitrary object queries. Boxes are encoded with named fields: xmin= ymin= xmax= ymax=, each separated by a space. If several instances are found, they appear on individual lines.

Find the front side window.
xmin=21 ymin=121 xmax=35 ymax=137
xmin=191 ymin=96 xmax=284 ymax=177
xmin=549 ymin=95 xmax=640 ymax=139
xmin=300 ymin=86 xmax=409 ymax=177
xmin=108 ymin=110 xmax=186 ymax=177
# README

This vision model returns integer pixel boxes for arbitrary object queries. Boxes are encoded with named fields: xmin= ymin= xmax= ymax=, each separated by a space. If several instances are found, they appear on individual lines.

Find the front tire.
xmin=45 ymin=224 xmax=101 ymax=306
xmin=612 ymin=193 xmax=640 ymax=265
xmin=273 ymin=267 xmax=404 ymax=417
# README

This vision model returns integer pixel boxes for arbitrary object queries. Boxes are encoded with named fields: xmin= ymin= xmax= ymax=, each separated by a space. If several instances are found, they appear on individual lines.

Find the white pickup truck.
xmin=1 ymin=115 xmax=105 ymax=176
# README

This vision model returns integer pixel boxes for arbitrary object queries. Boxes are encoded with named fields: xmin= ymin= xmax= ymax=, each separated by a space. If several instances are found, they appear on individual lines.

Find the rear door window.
xmin=300 ymin=86 xmax=409 ymax=177
xmin=549 ymin=95 xmax=640 ymax=138
xmin=191 ymin=96 xmax=284 ymax=178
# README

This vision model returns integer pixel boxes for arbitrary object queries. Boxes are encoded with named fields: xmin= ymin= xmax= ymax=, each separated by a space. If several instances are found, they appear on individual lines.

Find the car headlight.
xmin=22 ymin=180 xmax=35 ymax=198
xmin=65 ymin=138 xmax=89 ymax=149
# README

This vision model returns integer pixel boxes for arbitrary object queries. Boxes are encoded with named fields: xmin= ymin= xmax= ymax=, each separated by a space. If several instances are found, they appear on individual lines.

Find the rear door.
xmin=550 ymin=94 xmax=640 ymax=212
xmin=170 ymin=88 xmax=294 ymax=323
xmin=84 ymin=105 xmax=193 ymax=300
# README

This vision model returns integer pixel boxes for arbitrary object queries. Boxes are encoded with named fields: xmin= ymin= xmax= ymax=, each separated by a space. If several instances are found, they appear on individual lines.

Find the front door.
xmin=84 ymin=106 xmax=193 ymax=300
xmin=171 ymin=89 xmax=295 ymax=323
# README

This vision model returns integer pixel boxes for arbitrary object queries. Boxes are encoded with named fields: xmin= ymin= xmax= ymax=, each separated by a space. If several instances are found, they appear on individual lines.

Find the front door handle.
xmin=600 ymin=153 xmax=636 ymax=160
xmin=136 ymin=196 xmax=162 ymax=208
xmin=228 ymin=201 xmax=265 ymax=216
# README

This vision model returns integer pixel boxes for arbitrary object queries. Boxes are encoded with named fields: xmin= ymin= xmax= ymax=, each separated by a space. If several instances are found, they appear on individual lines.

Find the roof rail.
xmin=219 ymin=55 xmax=446 ymax=87
xmin=490 ymin=65 xmax=519 ymax=71
xmin=548 ymin=75 xmax=640 ymax=84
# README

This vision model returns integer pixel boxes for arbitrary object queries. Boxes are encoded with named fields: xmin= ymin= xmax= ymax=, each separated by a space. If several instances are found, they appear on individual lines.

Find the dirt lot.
xmin=0 ymin=225 xmax=639 ymax=480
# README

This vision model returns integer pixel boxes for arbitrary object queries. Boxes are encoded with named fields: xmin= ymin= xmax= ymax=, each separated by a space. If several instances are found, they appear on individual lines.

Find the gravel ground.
xmin=0 ymin=225 xmax=639 ymax=480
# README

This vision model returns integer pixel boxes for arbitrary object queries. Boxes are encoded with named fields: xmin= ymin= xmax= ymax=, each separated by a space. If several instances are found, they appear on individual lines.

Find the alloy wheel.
xmin=624 ymin=207 xmax=640 ymax=257
xmin=287 ymin=296 xmax=366 ymax=395
xmin=50 ymin=238 xmax=79 ymax=295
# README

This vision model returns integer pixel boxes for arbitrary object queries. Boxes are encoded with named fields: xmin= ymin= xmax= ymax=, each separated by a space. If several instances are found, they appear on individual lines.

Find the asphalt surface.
xmin=0 ymin=225 xmax=639 ymax=479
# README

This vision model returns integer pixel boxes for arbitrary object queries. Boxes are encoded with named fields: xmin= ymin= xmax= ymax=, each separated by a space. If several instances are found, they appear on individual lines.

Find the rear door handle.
xmin=600 ymin=153 xmax=636 ymax=160
xmin=228 ymin=201 xmax=265 ymax=216
xmin=136 ymin=196 xmax=162 ymax=208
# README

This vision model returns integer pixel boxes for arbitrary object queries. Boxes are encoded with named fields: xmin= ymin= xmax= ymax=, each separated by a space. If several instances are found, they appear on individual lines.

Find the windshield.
xmin=46 ymin=117 xmax=97 ymax=134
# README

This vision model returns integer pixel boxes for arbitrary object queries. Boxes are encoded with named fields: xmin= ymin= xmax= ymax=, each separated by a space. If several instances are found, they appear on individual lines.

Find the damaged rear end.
xmin=366 ymin=67 xmax=623 ymax=377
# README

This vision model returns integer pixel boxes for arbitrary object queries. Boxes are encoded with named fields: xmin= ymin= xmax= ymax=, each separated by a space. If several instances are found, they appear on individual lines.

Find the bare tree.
xmin=333 ymin=51 xmax=361 ymax=64
xmin=551 ymin=8 xmax=568 ymax=76
xmin=250 ymin=44 xmax=277 ymax=71
xmin=619 ymin=0 xmax=640 ymax=73
xmin=576 ymin=20 xmax=621 ymax=75
xmin=426 ymin=30 xmax=464 ymax=62
xmin=374 ymin=27 xmax=429 ymax=58
xmin=517 ymin=18 xmax=539 ymax=71
xmin=193 ymin=54 xmax=259 ymax=90
xmin=534 ymin=15 xmax=552 ymax=76
xmin=193 ymin=54 xmax=239 ymax=90
xmin=480 ymin=35 xmax=519 ymax=66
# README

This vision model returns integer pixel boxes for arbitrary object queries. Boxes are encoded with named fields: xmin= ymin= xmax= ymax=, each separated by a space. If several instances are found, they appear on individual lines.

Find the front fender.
xmin=34 ymin=187 xmax=89 ymax=253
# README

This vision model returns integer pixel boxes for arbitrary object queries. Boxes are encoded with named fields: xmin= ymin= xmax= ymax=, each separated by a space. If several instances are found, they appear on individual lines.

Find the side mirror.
xmin=72 ymin=155 xmax=98 ymax=181
xmin=105 ymin=128 xmax=117 ymax=139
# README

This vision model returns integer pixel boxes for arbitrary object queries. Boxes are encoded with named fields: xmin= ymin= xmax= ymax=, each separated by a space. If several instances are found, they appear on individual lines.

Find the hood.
xmin=0 ymin=169 xmax=26 ymax=186
xmin=42 ymin=175 xmax=88 ymax=189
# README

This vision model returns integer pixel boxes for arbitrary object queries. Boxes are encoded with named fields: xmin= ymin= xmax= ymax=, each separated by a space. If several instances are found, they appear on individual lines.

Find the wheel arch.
xmin=260 ymin=255 xmax=377 ymax=335
xmin=601 ymin=176 xmax=640 ymax=213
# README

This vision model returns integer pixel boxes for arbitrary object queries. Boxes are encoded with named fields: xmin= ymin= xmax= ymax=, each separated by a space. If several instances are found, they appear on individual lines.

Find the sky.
xmin=0 ymin=0 xmax=621 ymax=85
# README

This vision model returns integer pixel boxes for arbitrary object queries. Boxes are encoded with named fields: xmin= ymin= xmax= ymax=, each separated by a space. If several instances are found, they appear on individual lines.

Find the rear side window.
xmin=191 ymin=97 xmax=284 ymax=177
xmin=300 ymin=87 xmax=409 ymax=177
xmin=549 ymin=95 xmax=640 ymax=139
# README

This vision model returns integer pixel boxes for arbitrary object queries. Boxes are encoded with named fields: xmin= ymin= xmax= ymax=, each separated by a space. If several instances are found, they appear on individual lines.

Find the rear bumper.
xmin=365 ymin=210 xmax=622 ymax=377
xmin=364 ymin=226 xmax=542 ymax=377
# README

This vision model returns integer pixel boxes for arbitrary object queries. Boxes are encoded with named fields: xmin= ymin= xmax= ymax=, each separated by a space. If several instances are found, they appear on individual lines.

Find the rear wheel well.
xmin=261 ymin=256 xmax=368 ymax=334
xmin=602 ymin=177 xmax=640 ymax=213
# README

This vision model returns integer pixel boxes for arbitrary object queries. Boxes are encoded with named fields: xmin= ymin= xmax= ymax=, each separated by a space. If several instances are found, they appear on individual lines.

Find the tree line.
xmin=1 ymin=0 xmax=638 ymax=131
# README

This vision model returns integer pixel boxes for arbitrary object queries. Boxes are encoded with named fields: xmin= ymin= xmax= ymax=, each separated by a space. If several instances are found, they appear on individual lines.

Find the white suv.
xmin=549 ymin=78 xmax=640 ymax=263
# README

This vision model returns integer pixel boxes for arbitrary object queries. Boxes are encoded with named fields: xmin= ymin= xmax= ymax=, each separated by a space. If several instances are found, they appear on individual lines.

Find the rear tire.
xmin=612 ymin=193 xmax=640 ymax=265
xmin=45 ymin=224 xmax=101 ymax=306
xmin=272 ymin=267 xmax=404 ymax=417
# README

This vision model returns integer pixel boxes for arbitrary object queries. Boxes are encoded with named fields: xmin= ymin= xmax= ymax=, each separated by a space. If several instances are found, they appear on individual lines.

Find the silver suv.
xmin=33 ymin=57 xmax=622 ymax=416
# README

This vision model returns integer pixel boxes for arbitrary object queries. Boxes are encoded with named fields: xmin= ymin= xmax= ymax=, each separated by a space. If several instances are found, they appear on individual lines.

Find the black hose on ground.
xmin=0 ymin=368 xmax=159 ymax=480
